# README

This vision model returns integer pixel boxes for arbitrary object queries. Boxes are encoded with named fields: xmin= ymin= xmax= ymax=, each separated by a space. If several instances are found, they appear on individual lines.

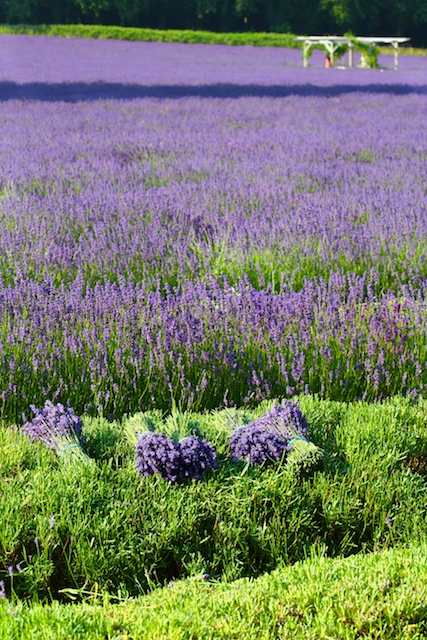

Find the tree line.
xmin=1 ymin=0 xmax=426 ymax=46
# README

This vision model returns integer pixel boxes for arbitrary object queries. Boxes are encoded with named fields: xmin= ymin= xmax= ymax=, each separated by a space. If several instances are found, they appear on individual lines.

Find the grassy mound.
xmin=2 ymin=539 xmax=427 ymax=638
xmin=2 ymin=396 xmax=427 ymax=601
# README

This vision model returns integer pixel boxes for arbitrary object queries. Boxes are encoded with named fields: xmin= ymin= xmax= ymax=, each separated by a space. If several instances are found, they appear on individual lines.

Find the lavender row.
xmin=1 ymin=272 xmax=426 ymax=421
xmin=1 ymin=88 xmax=427 ymax=293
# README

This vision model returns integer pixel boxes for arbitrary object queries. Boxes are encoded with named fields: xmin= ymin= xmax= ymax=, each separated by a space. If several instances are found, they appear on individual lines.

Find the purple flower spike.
xmin=23 ymin=400 xmax=83 ymax=451
xmin=135 ymin=432 xmax=182 ymax=482
xmin=178 ymin=436 xmax=218 ymax=480
xmin=230 ymin=423 xmax=290 ymax=466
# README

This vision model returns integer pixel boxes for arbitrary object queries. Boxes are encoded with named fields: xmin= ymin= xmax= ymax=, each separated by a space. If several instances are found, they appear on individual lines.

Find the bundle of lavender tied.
xmin=230 ymin=400 xmax=323 ymax=477
xmin=23 ymin=400 xmax=91 ymax=464
xmin=135 ymin=432 xmax=218 ymax=483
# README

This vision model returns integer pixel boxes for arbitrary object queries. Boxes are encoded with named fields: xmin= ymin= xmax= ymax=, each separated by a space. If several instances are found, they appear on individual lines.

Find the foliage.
xmin=2 ymin=397 xmax=427 ymax=602
xmin=4 ymin=539 xmax=427 ymax=638
xmin=345 ymin=33 xmax=379 ymax=68
xmin=0 ymin=22 xmax=299 ymax=47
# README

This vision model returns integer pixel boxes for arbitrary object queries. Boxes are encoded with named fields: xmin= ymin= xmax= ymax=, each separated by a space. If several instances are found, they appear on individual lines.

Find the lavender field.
xmin=1 ymin=35 xmax=427 ymax=421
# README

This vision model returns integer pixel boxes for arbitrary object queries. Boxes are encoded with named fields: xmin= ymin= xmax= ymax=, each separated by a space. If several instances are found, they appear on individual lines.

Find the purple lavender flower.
xmin=178 ymin=436 xmax=218 ymax=480
xmin=135 ymin=432 xmax=182 ymax=482
xmin=0 ymin=581 xmax=5 ymax=599
xmin=2 ymin=35 xmax=427 ymax=421
xmin=255 ymin=401 xmax=308 ymax=440
xmin=230 ymin=423 xmax=290 ymax=466
xmin=23 ymin=400 xmax=83 ymax=451
xmin=135 ymin=432 xmax=217 ymax=482
xmin=229 ymin=401 xmax=310 ymax=467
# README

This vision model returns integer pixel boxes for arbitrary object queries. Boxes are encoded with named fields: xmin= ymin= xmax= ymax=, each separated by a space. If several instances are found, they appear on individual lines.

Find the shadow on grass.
xmin=1 ymin=81 xmax=427 ymax=101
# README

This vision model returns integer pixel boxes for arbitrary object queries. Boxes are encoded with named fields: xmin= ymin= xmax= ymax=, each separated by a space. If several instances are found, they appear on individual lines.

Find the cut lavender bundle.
xmin=254 ymin=400 xmax=308 ymax=440
xmin=178 ymin=436 xmax=218 ymax=480
xmin=22 ymin=400 xmax=90 ymax=463
xmin=286 ymin=437 xmax=324 ymax=479
xmin=229 ymin=423 xmax=290 ymax=466
xmin=135 ymin=432 xmax=182 ymax=483
xmin=229 ymin=400 xmax=306 ymax=467
xmin=229 ymin=401 xmax=323 ymax=475
xmin=255 ymin=400 xmax=323 ymax=476
xmin=135 ymin=431 xmax=218 ymax=483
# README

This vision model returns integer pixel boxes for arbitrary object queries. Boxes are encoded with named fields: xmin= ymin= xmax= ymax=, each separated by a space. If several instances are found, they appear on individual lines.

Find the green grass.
xmin=2 ymin=540 xmax=427 ymax=638
xmin=2 ymin=396 xmax=427 ymax=601
xmin=0 ymin=23 xmax=299 ymax=49
xmin=2 ymin=396 xmax=427 ymax=635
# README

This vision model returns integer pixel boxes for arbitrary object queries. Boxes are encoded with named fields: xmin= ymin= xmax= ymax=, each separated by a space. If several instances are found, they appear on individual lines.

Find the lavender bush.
xmin=1 ymin=36 xmax=427 ymax=419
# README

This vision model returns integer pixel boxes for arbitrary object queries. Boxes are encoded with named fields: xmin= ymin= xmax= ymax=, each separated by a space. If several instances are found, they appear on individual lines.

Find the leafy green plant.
xmin=345 ymin=33 xmax=380 ymax=68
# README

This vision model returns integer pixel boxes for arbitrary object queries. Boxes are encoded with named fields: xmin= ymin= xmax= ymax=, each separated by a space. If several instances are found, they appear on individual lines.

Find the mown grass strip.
xmin=2 ymin=540 xmax=427 ymax=639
